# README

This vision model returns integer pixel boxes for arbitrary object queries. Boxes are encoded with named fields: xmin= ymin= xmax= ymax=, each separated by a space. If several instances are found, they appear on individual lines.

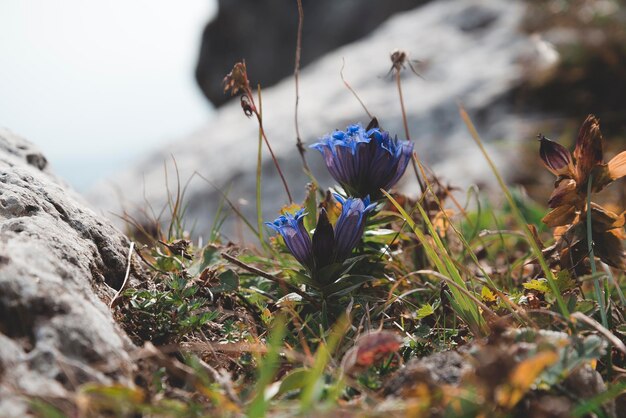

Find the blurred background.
xmin=1 ymin=0 xmax=625 ymax=239
xmin=0 ymin=0 xmax=216 ymax=190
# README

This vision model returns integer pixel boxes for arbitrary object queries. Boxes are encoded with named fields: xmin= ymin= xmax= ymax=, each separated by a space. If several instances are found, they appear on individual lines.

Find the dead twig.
xmin=221 ymin=252 xmax=319 ymax=307
xmin=110 ymin=241 xmax=135 ymax=308
xmin=340 ymin=58 xmax=373 ymax=119
xmin=571 ymin=311 xmax=626 ymax=355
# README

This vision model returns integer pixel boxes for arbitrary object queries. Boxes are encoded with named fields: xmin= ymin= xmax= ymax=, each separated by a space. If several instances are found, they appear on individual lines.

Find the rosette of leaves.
xmin=539 ymin=114 xmax=626 ymax=272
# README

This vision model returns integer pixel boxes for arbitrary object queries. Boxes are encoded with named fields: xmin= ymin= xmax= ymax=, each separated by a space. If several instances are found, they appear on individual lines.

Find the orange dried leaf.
xmin=608 ymin=150 xmax=626 ymax=180
xmin=495 ymin=351 xmax=558 ymax=409
xmin=590 ymin=203 xmax=624 ymax=230
xmin=548 ymin=179 xmax=579 ymax=209
xmin=542 ymin=205 xmax=577 ymax=228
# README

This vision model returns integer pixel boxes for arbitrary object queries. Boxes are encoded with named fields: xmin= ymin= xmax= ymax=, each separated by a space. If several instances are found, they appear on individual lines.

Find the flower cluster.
xmin=539 ymin=115 xmax=626 ymax=271
xmin=310 ymin=122 xmax=413 ymax=199
xmin=266 ymin=195 xmax=376 ymax=276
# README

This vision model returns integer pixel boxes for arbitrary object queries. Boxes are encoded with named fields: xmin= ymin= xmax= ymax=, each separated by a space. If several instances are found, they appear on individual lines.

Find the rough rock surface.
xmin=196 ymin=0 xmax=428 ymax=107
xmin=382 ymin=350 xmax=472 ymax=397
xmin=90 ymin=0 xmax=556 ymax=241
xmin=0 ymin=129 xmax=144 ymax=417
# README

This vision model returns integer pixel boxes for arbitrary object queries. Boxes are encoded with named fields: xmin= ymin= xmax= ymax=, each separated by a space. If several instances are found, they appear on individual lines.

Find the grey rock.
xmin=0 ymin=129 xmax=144 ymax=417
xmin=563 ymin=364 xmax=616 ymax=418
xmin=196 ymin=0 xmax=428 ymax=107
xmin=90 ymin=0 xmax=554 ymax=242
xmin=382 ymin=350 xmax=472 ymax=396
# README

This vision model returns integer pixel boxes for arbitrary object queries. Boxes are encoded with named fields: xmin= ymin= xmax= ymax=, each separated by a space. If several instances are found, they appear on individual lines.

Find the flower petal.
xmin=311 ymin=123 xmax=412 ymax=199
xmin=538 ymin=135 xmax=574 ymax=177
xmin=334 ymin=196 xmax=373 ymax=260
xmin=547 ymin=179 xmax=579 ymax=208
xmin=265 ymin=210 xmax=313 ymax=269
xmin=312 ymin=208 xmax=335 ymax=269
xmin=542 ymin=205 xmax=577 ymax=228
xmin=608 ymin=151 xmax=626 ymax=181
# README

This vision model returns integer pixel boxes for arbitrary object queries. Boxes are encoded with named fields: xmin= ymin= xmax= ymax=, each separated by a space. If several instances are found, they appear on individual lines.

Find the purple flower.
xmin=265 ymin=209 xmax=313 ymax=269
xmin=310 ymin=123 xmax=413 ymax=199
xmin=266 ymin=196 xmax=376 ymax=274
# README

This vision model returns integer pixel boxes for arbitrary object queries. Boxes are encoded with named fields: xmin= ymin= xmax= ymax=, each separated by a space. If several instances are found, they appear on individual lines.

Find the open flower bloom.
xmin=539 ymin=115 xmax=626 ymax=270
xmin=266 ymin=195 xmax=376 ymax=274
xmin=310 ymin=122 xmax=413 ymax=199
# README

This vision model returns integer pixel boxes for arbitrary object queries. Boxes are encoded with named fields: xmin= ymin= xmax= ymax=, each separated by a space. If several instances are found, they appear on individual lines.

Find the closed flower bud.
xmin=538 ymin=134 xmax=573 ymax=177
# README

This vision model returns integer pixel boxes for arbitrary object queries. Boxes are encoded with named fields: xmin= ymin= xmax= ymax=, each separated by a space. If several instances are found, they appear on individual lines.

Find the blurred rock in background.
xmin=87 ymin=0 xmax=626 ymax=243
xmin=90 ymin=0 xmax=544 ymax=242
xmin=196 ymin=0 xmax=428 ymax=107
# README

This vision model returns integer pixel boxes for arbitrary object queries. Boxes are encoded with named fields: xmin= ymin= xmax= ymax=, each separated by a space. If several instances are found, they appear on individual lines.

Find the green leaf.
xmin=188 ymin=245 xmax=221 ymax=276
xmin=523 ymin=279 xmax=550 ymax=293
xmin=555 ymin=270 xmax=576 ymax=292
xmin=208 ymin=270 xmax=240 ymax=293
xmin=302 ymin=183 xmax=318 ymax=234
xmin=275 ymin=368 xmax=310 ymax=398
xmin=313 ymin=255 xmax=368 ymax=287
xmin=28 ymin=400 xmax=68 ymax=418
xmin=539 ymin=335 xmax=606 ymax=386
xmin=322 ymin=274 xmax=376 ymax=297
xmin=286 ymin=269 xmax=317 ymax=287
xmin=363 ymin=228 xmax=408 ymax=244
xmin=481 ymin=286 xmax=497 ymax=303
xmin=416 ymin=303 xmax=435 ymax=319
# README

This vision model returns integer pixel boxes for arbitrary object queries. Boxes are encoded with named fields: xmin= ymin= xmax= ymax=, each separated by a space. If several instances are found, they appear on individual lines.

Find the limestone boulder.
xmin=0 ymin=129 xmax=144 ymax=417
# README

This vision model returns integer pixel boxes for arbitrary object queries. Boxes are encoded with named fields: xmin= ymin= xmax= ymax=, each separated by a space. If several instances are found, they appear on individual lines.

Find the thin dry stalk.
xmin=571 ymin=311 xmax=626 ymax=355
xmin=395 ymin=74 xmax=425 ymax=195
xmin=109 ymin=241 xmax=135 ymax=308
xmin=221 ymin=252 xmax=319 ymax=306
xmin=252 ymin=84 xmax=293 ymax=203
xmin=340 ymin=59 xmax=373 ymax=119
xmin=293 ymin=0 xmax=310 ymax=173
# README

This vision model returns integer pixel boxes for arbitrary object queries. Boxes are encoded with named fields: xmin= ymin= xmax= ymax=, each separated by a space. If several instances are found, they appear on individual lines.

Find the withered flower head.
xmin=539 ymin=115 xmax=626 ymax=272
xmin=388 ymin=49 xmax=423 ymax=78
xmin=222 ymin=61 xmax=250 ymax=96
xmin=540 ymin=115 xmax=626 ymax=227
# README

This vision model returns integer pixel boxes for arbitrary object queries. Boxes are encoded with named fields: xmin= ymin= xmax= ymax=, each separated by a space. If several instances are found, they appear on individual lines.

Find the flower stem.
xmin=395 ymin=71 xmax=425 ymax=194
xmin=251 ymin=85 xmax=294 ymax=203
xmin=256 ymin=109 xmax=264 ymax=244
xmin=586 ymin=174 xmax=608 ymax=329
xmin=293 ymin=0 xmax=311 ymax=174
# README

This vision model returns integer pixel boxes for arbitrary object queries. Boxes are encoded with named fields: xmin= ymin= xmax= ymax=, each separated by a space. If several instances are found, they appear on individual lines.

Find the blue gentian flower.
xmin=310 ymin=122 xmax=413 ymax=199
xmin=265 ymin=209 xmax=313 ymax=269
xmin=266 ymin=196 xmax=376 ymax=274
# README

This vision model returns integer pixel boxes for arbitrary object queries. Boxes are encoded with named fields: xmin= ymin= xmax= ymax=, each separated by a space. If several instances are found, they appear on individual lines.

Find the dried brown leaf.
xmin=573 ymin=115 xmax=604 ymax=186
xmin=542 ymin=205 xmax=577 ymax=228
xmin=548 ymin=179 xmax=579 ymax=209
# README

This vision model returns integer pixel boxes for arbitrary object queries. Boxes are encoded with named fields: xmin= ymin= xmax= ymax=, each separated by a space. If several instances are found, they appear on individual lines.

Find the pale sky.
xmin=0 ymin=1 xmax=217 ymax=189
